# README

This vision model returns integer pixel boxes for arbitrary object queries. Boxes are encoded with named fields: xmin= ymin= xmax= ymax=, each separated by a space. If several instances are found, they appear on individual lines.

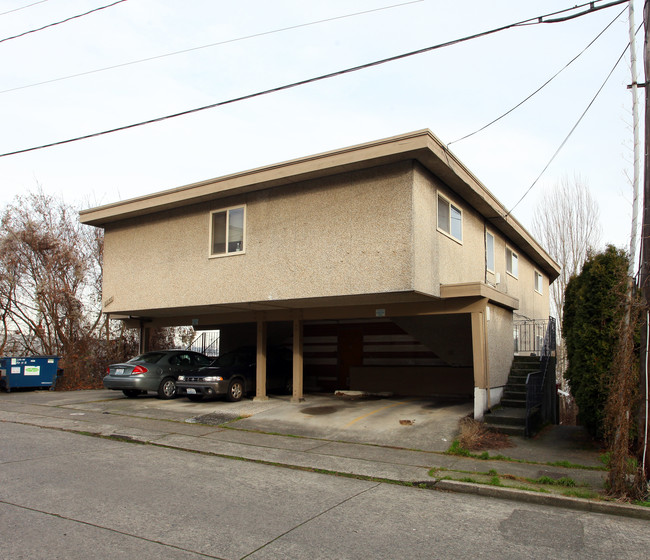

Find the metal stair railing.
xmin=524 ymin=317 xmax=556 ymax=436
xmin=513 ymin=318 xmax=550 ymax=355
xmin=187 ymin=331 xmax=220 ymax=357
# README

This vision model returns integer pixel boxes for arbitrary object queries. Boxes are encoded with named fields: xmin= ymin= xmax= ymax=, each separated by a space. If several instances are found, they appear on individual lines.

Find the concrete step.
xmin=500 ymin=398 xmax=526 ymax=408
xmin=484 ymin=422 xmax=526 ymax=437
xmin=484 ymin=407 xmax=526 ymax=424
xmin=510 ymin=367 xmax=541 ymax=375
xmin=506 ymin=374 xmax=528 ymax=385
xmin=504 ymin=387 xmax=526 ymax=395
xmin=513 ymin=356 xmax=541 ymax=363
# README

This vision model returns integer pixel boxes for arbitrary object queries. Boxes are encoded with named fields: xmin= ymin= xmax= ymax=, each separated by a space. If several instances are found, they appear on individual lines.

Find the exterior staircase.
xmin=483 ymin=356 xmax=542 ymax=437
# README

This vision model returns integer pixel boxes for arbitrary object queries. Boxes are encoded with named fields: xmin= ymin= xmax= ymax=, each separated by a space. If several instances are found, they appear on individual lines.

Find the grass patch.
xmin=562 ymin=488 xmax=600 ymax=500
xmin=545 ymin=459 xmax=606 ymax=471
xmin=458 ymin=477 xmax=480 ymax=483
xmin=446 ymin=440 xmax=516 ymax=462
xmin=533 ymin=475 xmax=577 ymax=487
xmin=447 ymin=440 xmax=473 ymax=456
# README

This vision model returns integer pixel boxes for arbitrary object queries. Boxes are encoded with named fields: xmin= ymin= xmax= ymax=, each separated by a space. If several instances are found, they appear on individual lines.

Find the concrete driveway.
xmin=3 ymin=389 xmax=473 ymax=452
xmin=232 ymin=394 xmax=473 ymax=451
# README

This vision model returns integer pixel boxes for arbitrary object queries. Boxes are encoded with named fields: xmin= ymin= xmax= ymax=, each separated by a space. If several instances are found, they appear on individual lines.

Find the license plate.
xmin=186 ymin=388 xmax=197 ymax=394
xmin=115 ymin=368 xmax=124 ymax=375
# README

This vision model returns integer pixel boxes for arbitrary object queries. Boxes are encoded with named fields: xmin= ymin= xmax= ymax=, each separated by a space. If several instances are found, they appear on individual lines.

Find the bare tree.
xmin=532 ymin=175 xmax=601 ymax=423
xmin=0 ymin=189 xmax=104 ymax=356
xmin=533 ymin=175 xmax=602 ymax=330
xmin=0 ymin=188 xmax=193 ymax=388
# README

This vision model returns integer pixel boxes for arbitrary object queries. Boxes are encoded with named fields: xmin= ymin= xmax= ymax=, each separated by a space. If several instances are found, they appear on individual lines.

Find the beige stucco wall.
xmin=102 ymin=162 xmax=416 ymax=314
xmin=487 ymin=304 xmax=514 ymax=389
xmin=412 ymin=165 xmax=438 ymax=295
xmin=486 ymin=229 xmax=550 ymax=320
xmin=429 ymin=174 xmax=487 ymax=286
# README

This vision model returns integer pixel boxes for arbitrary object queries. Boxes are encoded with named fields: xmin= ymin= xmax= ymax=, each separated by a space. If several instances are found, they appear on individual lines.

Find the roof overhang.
xmin=440 ymin=282 xmax=519 ymax=311
xmin=109 ymin=290 xmax=493 ymax=329
xmin=80 ymin=129 xmax=560 ymax=280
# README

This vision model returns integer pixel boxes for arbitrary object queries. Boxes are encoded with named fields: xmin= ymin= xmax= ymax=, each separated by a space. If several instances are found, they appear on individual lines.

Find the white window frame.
xmin=506 ymin=246 xmax=518 ymax=278
xmin=209 ymin=205 xmax=246 ymax=258
xmin=486 ymin=231 xmax=495 ymax=273
xmin=437 ymin=194 xmax=463 ymax=243
xmin=534 ymin=270 xmax=543 ymax=294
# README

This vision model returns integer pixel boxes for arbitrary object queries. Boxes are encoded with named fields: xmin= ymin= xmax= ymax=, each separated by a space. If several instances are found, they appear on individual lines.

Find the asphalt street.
xmin=1 ymin=422 xmax=649 ymax=559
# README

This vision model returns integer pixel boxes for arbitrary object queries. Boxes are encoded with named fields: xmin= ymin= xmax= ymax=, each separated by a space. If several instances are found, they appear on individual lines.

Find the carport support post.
xmin=139 ymin=322 xmax=151 ymax=353
xmin=471 ymin=310 xmax=489 ymax=421
xmin=291 ymin=316 xmax=305 ymax=403
xmin=254 ymin=319 xmax=269 ymax=401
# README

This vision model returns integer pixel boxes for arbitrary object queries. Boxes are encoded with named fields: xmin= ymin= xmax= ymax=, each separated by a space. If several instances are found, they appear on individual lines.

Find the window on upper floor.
xmin=506 ymin=247 xmax=518 ymax=278
xmin=486 ymin=231 xmax=495 ymax=272
xmin=437 ymin=194 xmax=462 ymax=242
xmin=210 ymin=205 xmax=245 ymax=257
xmin=534 ymin=270 xmax=543 ymax=294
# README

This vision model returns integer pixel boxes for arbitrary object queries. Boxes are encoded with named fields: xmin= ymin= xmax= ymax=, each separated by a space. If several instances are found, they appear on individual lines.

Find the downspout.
xmin=484 ymin=307 xmax=490 ymax=410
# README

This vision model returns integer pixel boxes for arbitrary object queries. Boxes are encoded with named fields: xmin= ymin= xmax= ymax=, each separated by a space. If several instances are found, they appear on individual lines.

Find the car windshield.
xmin=127 ymin=352 xmax=166 ymax=364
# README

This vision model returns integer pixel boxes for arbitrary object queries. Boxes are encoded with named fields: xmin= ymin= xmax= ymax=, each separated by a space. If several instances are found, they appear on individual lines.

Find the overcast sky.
xmin=0 ymin=0 xmax=644 ymax=260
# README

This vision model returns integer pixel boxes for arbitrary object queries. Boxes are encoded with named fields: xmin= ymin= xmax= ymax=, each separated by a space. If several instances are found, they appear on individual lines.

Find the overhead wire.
xmin=0 ymin=0 xmax=127 ymax=45
xmin=0 ymin=0 xmax=629 ymax=159
xmin=0 ymin=0 xmax=424 ymax=96
xmin=0 ymin=0 xmax=49 ymax=17
xmin=505 ymin=30 xmax=638 ymax=218
xmin=448 ymin=4 xmax=626 ymax=147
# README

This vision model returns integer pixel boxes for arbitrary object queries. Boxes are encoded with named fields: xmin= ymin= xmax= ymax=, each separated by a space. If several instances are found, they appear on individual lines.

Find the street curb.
xmin=434 ymin=479 xmax=650 ymax=520
xmin=3 ymin=410 xmax=649 ymax=521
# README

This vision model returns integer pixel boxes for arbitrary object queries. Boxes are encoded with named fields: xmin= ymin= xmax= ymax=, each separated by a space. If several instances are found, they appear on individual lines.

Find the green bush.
xmin=562 ymin=246 xmax=630 ymax=438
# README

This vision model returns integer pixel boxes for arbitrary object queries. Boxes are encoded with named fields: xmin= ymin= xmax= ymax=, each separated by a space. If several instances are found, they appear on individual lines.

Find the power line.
xmin=506 ymin=37 xmax=635 ymax=218
xmin=448 ymin=4 xmax=626 ymax=146
xmin=0 ymin=0 xmax=627 ymax=159
xmin=0 ymin=0 xmax=49 ymax=17
xmin=0 ymin=0 xmax=424 ymax=96
xmin=0 ymin=0 xmax=127 ymax=45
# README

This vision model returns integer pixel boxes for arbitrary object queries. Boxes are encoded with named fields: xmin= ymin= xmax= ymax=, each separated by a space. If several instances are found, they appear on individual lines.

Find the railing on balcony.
xmin=523 ymin=317 xmax=557 ymax=436
xmin=187 ymin=330 xmax=220 ymax=357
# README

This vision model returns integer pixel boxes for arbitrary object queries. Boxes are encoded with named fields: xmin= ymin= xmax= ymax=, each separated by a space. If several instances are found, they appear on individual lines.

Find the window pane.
xmin=512 ymin=252 xmax=518 ymax=277
xmin=437 ymin=196 xmax=450 ymax=234
xmin=486 ymin=233 xmax=495 ymax=271
xmin=450 ymin=204 xmax=462 ymax=241
xmin=228 ymin=207 xmax=244 ymax=253
xmin=212 ymin=211 xmax=226 ymax=254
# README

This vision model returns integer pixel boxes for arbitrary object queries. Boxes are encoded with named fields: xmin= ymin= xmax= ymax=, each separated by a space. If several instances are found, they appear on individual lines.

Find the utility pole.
xmin=640 ymin=0 xmax=650 ymax=484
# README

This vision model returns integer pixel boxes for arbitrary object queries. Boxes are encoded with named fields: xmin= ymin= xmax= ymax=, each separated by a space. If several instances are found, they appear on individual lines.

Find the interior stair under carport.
xmin=483 ymin=356 xmax=542 ymax=437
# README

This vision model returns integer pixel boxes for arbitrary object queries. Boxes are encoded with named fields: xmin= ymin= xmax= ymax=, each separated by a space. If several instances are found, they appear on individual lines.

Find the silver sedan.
xmin=103 ymin=350 xmax=212 ymax=399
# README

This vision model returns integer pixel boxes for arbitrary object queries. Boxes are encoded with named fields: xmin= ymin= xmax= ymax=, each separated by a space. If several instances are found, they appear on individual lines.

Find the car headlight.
xmin=178 ymin=375 xmax=185 ymax=381
xmin=202 ymin=376 xmax=223 ymax=382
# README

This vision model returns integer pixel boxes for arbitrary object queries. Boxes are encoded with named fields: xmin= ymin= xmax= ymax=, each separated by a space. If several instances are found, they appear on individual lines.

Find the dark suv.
xmin=176 ymin=346 xmax=292 ymax=402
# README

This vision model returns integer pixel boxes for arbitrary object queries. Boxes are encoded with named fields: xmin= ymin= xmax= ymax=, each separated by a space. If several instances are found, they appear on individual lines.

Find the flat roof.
xmin=80 ymin=129 xmax=560 ymax=279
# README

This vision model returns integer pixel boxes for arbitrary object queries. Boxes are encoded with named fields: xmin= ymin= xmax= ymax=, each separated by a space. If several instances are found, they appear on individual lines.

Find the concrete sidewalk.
xmin=0 ymin=389 xmax=648 ymax=520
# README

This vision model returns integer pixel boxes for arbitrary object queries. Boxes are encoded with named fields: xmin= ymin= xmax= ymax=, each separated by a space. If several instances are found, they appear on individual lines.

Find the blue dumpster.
xmin=0 ymin=356 xmax=60 ymax=392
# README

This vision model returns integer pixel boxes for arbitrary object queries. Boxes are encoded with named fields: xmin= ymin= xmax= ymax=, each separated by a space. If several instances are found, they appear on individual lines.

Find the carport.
xmin=121 ymin=284 xmax=516 ymax=419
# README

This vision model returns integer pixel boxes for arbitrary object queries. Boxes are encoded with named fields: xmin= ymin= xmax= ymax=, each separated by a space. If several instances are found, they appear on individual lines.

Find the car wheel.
xmin=187 ymin=394 xmax=204 ymax=402
xmin=122 ymin=389 xmax=142 ymax=398
xmin=226 ymin=379 xmax=244 ymax=402
xmin=157 ymin=377 xmax=177 ymax=399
